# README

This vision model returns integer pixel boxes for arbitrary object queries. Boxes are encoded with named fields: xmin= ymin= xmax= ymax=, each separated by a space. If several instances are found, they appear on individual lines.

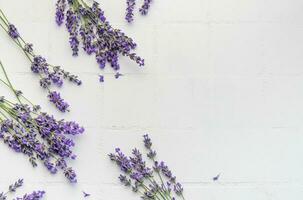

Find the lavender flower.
xmin=115 ymin=72 xmax=123 ymax=79
xmin=126 ymin=0 xmax=136 ymax=23
xmin=124 ymin=0 xmax=153 ymax=22
xmin=109 ymin=134 xmax=186 ymax=200
xmin=48 ymin=91 xmax=69 ymax=112
xmin=55 ymin=0 xmax=66 ymax=25
xmin=0 ymin=9 xmax=82 ymax=112
xmin=55 ymin=0 xmax=145 ymax=81
xmin=8 ymin=24 xmax=19 ymax=39
xmin=15 ymin=191 xmax=45 ymax=200
xmin=139 ymin=0 xmax=153 ymax=15
xmin=83 ymin=191 xmax=90 ymax=198
xmin=0 ymin=179 xmax=44 ymax=200
xmin=99 ymin=75 xmax=104 ymax=83
xmin=0 ymin=62 xmax=84 ymax=182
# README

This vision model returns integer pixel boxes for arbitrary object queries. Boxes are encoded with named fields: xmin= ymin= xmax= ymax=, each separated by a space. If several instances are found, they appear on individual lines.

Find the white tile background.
xmin=0 ymin=0 xmax=302 ymax=199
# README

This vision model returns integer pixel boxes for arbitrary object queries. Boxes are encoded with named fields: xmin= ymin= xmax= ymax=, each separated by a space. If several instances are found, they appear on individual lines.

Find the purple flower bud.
xmin=8 ymin=24 xmax=19 ymax=39
xmin=125 ymin=0 xmax=136 ymax=23
xmin=115 ymin=72 xmax=123 ymax=79
xmin=55 ymin=0 xmax=66 ymax=26
xmin=64 ymin=167 xmax=77 ymax=183
xmin=48 ymin=91 xmax=69 ymax=112
xmin=139 ymin=0 xmax=153 ymax=15
xmin=99 ymin=75 xmax=104 ymax=83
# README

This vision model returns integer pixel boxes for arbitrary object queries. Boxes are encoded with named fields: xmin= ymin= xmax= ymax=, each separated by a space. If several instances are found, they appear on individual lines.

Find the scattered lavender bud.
xmin=99 ymin=75 xmax=104 ymax=83
xmin=213 ymin=173 xmax=220 ymax=181
xmin=115 ymin=72 xmax=123 ymax=79
xmin=83 ymin=191 xmax=91 ymax=198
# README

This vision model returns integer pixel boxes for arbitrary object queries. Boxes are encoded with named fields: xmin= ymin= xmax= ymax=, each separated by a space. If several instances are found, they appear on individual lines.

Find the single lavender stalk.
xmin=55 ymin=0 xmax=144 ymax=82
xmin=109 ymin=134 xmax=186 ymax=200
xmin=0 ymin=179 xmax=44 ymax=200
xmin=14 ymin=191 xmax=45 ymax=200
xmin=0 ymin=179 xmax=24 ymax=200
xmin=125 ymin=0 xmax=136 ymax=23
xmin=0 ymin=9 xmax=82 ymax=112
xmin=0 ymin=61 xmax=84 ymax=183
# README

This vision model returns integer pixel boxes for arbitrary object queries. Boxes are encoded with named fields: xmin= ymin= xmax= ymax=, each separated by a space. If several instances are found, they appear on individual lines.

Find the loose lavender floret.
xmin=0 ymin=10 xmax=82 ymax=112
xmin=99 ymin=75 xmax=104 ymax=83
xmin=125 ymin=0 xmax=136 ymax=23
xmin=109 ymin=134 xmax=185 ymax=200
xmin=115 ymin=72 xmax=123 ymax=79
xmin=83 ymin=191 xmax=90 ymax=198
xmin=56 ymin=0 xmax=145 ymax=81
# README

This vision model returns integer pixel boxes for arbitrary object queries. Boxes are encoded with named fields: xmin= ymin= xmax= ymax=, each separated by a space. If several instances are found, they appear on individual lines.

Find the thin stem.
xmin=0 ymin=61 xmax=21 ymax=104
xmin=0 ymin=9 xmax=9 ymax=24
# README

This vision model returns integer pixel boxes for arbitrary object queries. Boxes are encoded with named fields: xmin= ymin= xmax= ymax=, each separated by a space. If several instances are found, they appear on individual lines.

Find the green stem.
xmin=0 ymin=61 xmax=21 ymax=104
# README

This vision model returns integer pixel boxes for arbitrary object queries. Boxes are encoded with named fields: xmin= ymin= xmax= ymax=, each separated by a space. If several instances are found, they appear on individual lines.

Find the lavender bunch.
xmin=0 ymin=61 xmax=84 ymax=183
xmin=125 ymin=0 xmax=153 ymax=23
xmin=109 ymin=134 xmax=185 ymax=200
xmin=0 ymin=9 xmax=82 ymax=112
xmin=55 ymin=0 xmax=144 ymax=81
xmin=0 ymin=179 xmax=45 ymax=200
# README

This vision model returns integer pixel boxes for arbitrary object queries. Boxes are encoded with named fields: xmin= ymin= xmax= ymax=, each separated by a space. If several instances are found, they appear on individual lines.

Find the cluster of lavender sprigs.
xmin=0 ymin=179 xmax=45 ymax=200
xmin=109 ymin=134 xmax=185 ymax=200
xmin=55 ymin=0 xmax=145 ymax=82
xmin=0 ymin=9 xmax=82 ymax=112
xmin=0 ymin=61 xmax=84 ymax=183
xmin=125 ymin=0 xmax=153 ymax=23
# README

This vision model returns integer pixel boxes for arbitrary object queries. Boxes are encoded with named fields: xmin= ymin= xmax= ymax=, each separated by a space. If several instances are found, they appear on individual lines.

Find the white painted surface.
xmin=0 ymin=0 xmax=302 ymax=199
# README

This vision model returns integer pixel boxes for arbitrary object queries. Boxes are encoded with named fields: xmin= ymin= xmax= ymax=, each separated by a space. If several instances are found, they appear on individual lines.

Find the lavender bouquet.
xmin=125 ymin=0 xmax=153 ymax=23
xmin=109 ymin=134 xmax=185 ymax=200
xmin=0 ymin=61 xmax=84 ymax=183
xmin=0 ymin=9 xmax=82 ymax=112
xmin=55 ymin=0 xmax=145 ymax=81
xmin=0 ymin=179 xmax=45 ymax=200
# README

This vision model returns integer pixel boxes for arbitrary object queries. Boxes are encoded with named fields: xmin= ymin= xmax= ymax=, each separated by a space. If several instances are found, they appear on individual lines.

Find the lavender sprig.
xmin=0 ymin=61 xmax=84 ymax=182
xmin=139 ymin=0 xmax=153 ymax=16
xmin=14 ymin=191 xmax=45 ymax=200
xmin=125 ymin=0 xmax=153 ymax=23
xmin=55 ymin=0 xmax=144 ymax=82
xmin=126 ymin=0 xmax=136 ymax=23
xmin=0 ymin=9 xmax=82 ymax=112
xmin=109 ymin=134 xmax=186 ymax=200
xmin=0 ymin=179 xmax=44 ymax=200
